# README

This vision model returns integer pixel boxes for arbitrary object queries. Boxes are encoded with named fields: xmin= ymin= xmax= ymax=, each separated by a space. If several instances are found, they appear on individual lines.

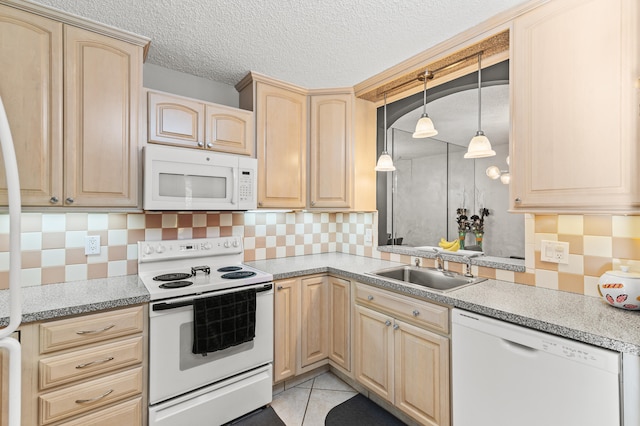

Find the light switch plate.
xmin=540 ymin=240 xmax=569 ymax=264
xmin=364 ymin=229 xmax=373 ymax=245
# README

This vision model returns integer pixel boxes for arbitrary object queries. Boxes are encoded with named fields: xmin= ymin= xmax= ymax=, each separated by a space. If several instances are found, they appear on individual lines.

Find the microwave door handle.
xmin=230 ymin=168 xmax=236 ymax=206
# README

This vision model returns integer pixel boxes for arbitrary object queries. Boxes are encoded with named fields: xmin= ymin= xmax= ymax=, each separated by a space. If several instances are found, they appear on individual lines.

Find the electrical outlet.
xmin=85 ymin=235 xmax=101 ymax=255
xmin=364 ymin=229 xmax=373 ymax=245
xmin=540 ymin=240 xmax=569 ymax=264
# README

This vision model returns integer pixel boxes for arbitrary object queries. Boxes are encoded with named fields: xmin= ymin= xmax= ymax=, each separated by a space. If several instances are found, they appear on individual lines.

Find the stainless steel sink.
xmin=368 ymin=265 xmax=486 ymax=292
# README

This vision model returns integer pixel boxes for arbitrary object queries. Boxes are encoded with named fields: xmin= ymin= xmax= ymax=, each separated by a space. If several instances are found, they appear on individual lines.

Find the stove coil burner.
xmin=159 ymin=281 xmax=193 ymax=289
xmin=153 ymin=273 xmax=192 ymax=281
xmin=221 ymin=271 xmax=257 ymax=279
xmin=217 ymin=266 xmax=243 ymax=272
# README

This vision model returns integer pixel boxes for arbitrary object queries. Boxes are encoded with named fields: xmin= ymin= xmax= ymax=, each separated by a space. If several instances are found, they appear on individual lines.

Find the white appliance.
xmin=452 ymin=309 xmax=622 ymax=426
xmin=143 ymin=144 xmax=257 ymax=211
xmin=138 ymin=237 xmax=273 ymax=426
xmin=0 ymin=96 xmax=22 ymax=426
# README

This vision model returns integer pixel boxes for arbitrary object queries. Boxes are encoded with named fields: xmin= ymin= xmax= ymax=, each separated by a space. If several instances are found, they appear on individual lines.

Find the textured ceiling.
xmin=29 ymin=0 xmax=525 ymax=89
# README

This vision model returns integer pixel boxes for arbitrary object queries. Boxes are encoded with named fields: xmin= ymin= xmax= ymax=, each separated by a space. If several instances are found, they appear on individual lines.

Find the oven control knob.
xmin=144 ymin=245 xmax=154 ymax=255
xmin=224 ymin=240 xmax=230 ymax=248
xmin=232 ymin=239 xmax=239 ymax=248
xmin=156 ymin=244 xmax=166 ymax=254
xmin=203 ymin=242 xmax=212 ymax=250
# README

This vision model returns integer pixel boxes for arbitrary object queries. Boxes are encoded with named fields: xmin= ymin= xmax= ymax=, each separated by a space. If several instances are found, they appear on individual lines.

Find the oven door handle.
xmin=152 ymin=283 xmax=273 ymax=311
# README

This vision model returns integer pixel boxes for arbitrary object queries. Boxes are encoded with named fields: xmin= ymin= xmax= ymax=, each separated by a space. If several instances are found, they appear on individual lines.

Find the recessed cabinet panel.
xmin=300 ymin=276 xmax=329 ymax=367
xmin=148 ymin=91 xmax=205 ymax=146
xmin=205 ymin=104 xmax=253 ymax=156
xmin=256 ymin=82 xmax=307 ymax=208
xmin=309 ymin=94 xmax=352 ymax=208
xmin=273 ymin=278 xmax=298 ymax=382
xmin=0 ymin=6 xmax=63 ymax=205
xmin=329 ymin=276 xmax=350 ymax=370
xmin=511 ymin=0 xmax=639 ymax=211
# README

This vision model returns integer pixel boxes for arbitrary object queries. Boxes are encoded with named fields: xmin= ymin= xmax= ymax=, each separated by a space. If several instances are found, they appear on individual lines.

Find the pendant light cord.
xmin=422 ymin=73 xmax=427 ymax=115
xmin=383 ymin=92 xmax=388 ymax=151
xmin=477 ymin=53 xmax=482 ymax=132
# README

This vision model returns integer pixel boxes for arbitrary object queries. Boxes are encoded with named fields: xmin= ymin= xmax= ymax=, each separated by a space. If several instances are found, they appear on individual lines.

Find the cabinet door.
xmin=205 ymin=104 xmax=254 ymax=156
xmin=148 ymin=91 xmax=205 ymax=148
xmin=273 ymin=278 xmax=298 ymax=383
xmin=394 ymin=319 xmax=450 ymax=426
xmin=255 ymin=82 xmax=307 ymax=208
xmin=299 ymin=276 xmax=329 ymax=368
xmin=0 ymin=6 xmax=63 ymax=206
xmin=354 ymin=305 xmax=394 ymax=402
xmin=328 ymin=276 xmax=350 ymax=371
xmin=511 ymin=0 xmax=639 ymax=211
xmin=309 ymin=94 xmax=352 ymax=208
xmin=64 ymin=26 xmax=141 ymax=207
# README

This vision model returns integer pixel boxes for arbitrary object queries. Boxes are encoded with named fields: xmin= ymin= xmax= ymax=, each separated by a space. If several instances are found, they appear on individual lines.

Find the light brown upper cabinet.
xmin=309 ymin=93 xmax=353 ymax=209
xmin=236 ymin=72 xmax=376 ymax=210
xmin=0 ymin=3 xmax=145 ymax=207
xmin=147 ymin=90 xmax=254 ymax=156
xmin=510 ymin=0 xmax=639 ymax=212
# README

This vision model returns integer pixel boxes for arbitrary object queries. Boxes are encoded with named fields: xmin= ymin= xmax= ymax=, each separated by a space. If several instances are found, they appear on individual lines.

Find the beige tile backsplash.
xmin=0 ymin=212 xmax=638 ymax=297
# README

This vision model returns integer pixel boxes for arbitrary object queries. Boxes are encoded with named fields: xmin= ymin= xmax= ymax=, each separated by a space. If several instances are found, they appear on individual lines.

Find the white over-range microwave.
xmin=143 ymin=144 xmax=257 ymax=211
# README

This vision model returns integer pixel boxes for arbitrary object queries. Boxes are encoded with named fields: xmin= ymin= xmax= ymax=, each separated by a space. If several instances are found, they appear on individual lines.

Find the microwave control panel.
xmin=239 ymin=169 xmax=254 ymax=202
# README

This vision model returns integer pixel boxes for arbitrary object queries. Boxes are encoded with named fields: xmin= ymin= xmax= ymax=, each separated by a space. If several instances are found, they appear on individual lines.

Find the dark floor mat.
xmin=325 ymin=393 xmax=406 ymax=425
xmin=227 ymin=406 xmax=285 ymax=426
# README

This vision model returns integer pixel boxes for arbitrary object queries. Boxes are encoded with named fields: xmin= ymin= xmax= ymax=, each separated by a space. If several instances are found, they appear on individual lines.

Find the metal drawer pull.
xmin=76 ymin=324 xmax=115 ymax=335
xmin=75 ymin=357 xmax=115 ymax=369
xmin=277 ymin=285 xmax=283 ymax=290
xmin=75 ymin=389 xmax=114 ymax=404
xmin=385 ymin=320 xmax=391 ymax=327
xmin=413 ymin=310 xmax=420 ymax=316
xmin=367 ymin=295 xmax=374 ymax=301
xmin=393 ymin=324 xmax=399 ymax=330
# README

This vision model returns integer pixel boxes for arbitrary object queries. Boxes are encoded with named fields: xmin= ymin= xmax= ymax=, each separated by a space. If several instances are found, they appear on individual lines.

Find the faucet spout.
xmin=463 ymin=256 xmax=474 ymax=277
xmin=433 ymin=249 xmax=445 ymax=272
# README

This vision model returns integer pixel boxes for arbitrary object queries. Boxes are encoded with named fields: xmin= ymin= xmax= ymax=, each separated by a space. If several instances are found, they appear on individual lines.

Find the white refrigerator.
xmin=0 ymin=95 xmax=22 ymax=426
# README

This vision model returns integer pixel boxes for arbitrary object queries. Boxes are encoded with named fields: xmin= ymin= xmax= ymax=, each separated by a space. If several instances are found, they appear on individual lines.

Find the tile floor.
xmin=271 ymin=372 xmax=357 ymax=426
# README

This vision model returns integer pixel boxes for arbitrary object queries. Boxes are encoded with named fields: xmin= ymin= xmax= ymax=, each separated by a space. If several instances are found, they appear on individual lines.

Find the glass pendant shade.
xmin=375 ymin=151 xmax=395 ymax=171
xmin=412 ymin=113 xmax=438 ymax=138
xmin=465 ymin=131 xmax=496 ymax=158
xmin=500 ymin=172 xmax=511 ymax=184
xmin=485 ymin=165 xmax=501 ymax=179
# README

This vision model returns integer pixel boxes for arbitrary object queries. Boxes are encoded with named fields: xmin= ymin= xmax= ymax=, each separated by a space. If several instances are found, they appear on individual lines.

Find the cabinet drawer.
xmin=57 ymin=397 xmax=142 ymax=426
xmin=39 ymin=366 xmax=143 ymax=425
xmin=39 ymin=336 xmax=143 ymax=390
xmin=355 ymin=283 xmax=449 ymax=334
xmin=40 ymin=306 xmax=144 ymax=354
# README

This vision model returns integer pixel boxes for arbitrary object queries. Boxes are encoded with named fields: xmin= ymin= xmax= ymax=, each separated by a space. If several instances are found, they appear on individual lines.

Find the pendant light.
xmin=375 ymin=93 xmax=395 ymax=171
xmin=412 ymin=71 xmax=438 ymax=138
xmin=464 ymin=53 xmax=496 ymax=159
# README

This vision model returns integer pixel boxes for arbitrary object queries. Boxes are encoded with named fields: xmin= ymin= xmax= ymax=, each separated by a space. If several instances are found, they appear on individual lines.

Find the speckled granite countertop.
xmin=247 ymin=253 xmax=640 ymax=356
xmin=0 ymin=275 xmax=149 ymax=327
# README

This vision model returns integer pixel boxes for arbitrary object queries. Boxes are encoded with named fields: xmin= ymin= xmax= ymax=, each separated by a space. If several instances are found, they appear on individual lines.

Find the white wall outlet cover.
xmin=540 ymin=240 xmax=569 ymax=264
xmin=85 ymin=235 xmax=101 ymax=255
xmin=364 ymin=228 xmax=373 ymax=245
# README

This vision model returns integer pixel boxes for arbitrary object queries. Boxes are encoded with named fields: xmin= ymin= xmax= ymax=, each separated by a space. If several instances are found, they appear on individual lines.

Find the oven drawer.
xmin=57 ymin=397 xmax=143 ymax=426
xmin=38 ymin=366 xmax=143 ymax=425
xmin=40 ymin=306 xmax=144 ymax=354
xmin=355 ymin=282 xmax=449 ymax=334
xmin=39 ymin=336 xmax=144 ymax=390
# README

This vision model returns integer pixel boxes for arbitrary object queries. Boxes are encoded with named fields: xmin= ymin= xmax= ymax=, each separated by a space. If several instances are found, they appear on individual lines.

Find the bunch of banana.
xmin=438 ymin=238 xmax=460 ymax=252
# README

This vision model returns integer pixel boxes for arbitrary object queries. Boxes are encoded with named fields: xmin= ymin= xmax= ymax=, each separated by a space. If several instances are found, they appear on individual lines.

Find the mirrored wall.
xmin=376 ymin=60 xmax=524 ymax=259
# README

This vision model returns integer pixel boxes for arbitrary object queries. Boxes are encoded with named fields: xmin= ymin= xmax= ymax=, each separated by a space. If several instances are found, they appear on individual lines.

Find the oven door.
xmin=144 ymin=144 xmax=239 ymax=211
xmin=148 ymin=283 xmax=273 ymax=405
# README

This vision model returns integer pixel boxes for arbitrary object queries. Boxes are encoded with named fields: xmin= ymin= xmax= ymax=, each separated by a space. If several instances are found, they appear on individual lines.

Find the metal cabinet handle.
xmin=277 ymin=285 xmax=283 ymax=290
xmin=75 ymin=389 xmax=114 ymax=404
xmin=412 ymin=310 xmax=420 ymax=316
xmin=65 ymin=197 xmax=74 ymax=204
xmin=75 ymin=357 xmax=115 ymax=369
xmin=50 ymin=196 xmax=59 ymax=204
xmin=310 ymin=201 xmax=316 ymax=206
xmin=514 ymin=197 xmax=521 ymax=203
xmin=367 ymin=295 xmax=374 ymax=301
xmin=393 ymin=324 xmax=399 ymax=330
xmin=197 ymin=142 xmax=204 ymax=147
xmin=206 ymin=143 xmax=213 ymax=148
xmin=384 ymin=320 xmax=391 ymax=327
xmin=76 ymin=324 xmax=115 ymax=335
xmin=258 ymin=202 xmax=263 ymax=207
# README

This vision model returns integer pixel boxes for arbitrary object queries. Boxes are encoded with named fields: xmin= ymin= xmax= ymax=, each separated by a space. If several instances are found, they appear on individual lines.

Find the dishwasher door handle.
xmin=500 ymin=338 xmax=539 ymax=357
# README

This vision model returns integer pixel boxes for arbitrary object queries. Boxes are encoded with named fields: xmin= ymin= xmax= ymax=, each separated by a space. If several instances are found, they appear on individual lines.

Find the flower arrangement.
xmin=456 ymin=208 xmax=490 ymax=249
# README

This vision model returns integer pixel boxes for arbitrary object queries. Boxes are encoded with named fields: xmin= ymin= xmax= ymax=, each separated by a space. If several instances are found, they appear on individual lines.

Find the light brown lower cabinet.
xmin=14 ymin=305 xmax=147 ymax=426
xmin=354 ymin=283 xmax=450 ymax=426
xmin=273 ymin=275 xmax=352 ymax=383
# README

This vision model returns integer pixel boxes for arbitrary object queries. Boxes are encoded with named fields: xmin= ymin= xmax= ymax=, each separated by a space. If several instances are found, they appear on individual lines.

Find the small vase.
xmin=458 ymin=231 xmax=466 ymax=250
xmin=475 ymin=232 xmax=483 ymax=249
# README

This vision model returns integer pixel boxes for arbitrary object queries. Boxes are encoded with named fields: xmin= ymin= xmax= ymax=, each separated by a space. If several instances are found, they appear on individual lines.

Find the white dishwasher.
xmin=452 ymin=309 xmax=621 ymax=426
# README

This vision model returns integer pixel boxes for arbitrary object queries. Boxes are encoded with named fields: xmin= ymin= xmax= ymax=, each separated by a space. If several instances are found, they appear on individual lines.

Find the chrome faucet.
xmin=463 ymin=256 xmax=474 ymax=278
xmin=433 ymin=249 xmax=445 ymax=272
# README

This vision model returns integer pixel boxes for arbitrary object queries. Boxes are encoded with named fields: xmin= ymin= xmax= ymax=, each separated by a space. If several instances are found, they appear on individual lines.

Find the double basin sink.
xmin=368 ymin=265 xmax=486 ymax=293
